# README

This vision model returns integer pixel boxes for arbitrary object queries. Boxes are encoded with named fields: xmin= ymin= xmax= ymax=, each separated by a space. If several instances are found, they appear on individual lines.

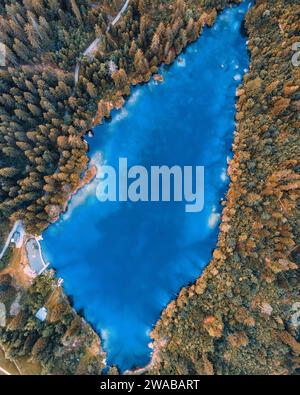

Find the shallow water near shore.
xmin=42 ymin=0 xmax=252 ymax=371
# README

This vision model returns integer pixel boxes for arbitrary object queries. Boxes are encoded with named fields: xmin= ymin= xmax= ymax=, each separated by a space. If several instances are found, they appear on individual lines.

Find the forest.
xmin=1 ymin=0 xmax=298 ymax=377
xmin=0 ymin=0 xmax=233 ymax=234
xmin=150 ymin=0 xmax=300 ymax=375
xmin=0 ymin=271 xmax=106 ymax=374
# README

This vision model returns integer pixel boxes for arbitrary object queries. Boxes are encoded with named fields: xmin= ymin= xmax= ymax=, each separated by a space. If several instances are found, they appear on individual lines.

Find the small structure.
xmin=35 ymin=307 xmax=48 ymax=322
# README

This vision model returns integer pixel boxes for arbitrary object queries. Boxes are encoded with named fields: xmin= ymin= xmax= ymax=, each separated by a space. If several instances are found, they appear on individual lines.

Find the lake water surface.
xmin=42 ymin=0 xmax=252 ymax=371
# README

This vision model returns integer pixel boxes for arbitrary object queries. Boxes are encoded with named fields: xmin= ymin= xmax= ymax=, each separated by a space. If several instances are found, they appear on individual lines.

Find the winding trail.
xmin=74 ymin=0 xmax=130 ymax=87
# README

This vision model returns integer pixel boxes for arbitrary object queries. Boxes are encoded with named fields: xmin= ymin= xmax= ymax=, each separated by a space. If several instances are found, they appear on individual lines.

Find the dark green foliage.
xmin=0 ymin=245 xmax=13 ymax=270
xmin=0 ymin=272 xmax=16 ymax=308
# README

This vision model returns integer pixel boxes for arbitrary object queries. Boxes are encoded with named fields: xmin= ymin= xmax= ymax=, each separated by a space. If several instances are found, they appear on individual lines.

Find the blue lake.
xmin=42 ymin=0 xmax=252 ymax=371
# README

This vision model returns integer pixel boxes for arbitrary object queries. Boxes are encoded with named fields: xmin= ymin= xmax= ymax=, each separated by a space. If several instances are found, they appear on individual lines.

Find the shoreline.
xmin=1 ymin=0 xmax=298 ymax=376
xmin=35 ymin=0 xmax=250 ymax=374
